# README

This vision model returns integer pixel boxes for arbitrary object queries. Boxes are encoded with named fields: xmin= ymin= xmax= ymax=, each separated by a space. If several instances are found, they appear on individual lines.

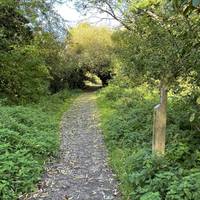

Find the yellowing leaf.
xmin=196 ymin=97 xmax=200 ymax=105
xmin=189 ymin=113 xmax=195 ymax=122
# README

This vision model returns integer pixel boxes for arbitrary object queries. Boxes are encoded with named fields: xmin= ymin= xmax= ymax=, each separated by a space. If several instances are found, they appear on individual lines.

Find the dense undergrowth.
xmin=0 ymin=90 xmax=79 ymax=200
xmin=97 ymin=83 xmax=200 ymax=200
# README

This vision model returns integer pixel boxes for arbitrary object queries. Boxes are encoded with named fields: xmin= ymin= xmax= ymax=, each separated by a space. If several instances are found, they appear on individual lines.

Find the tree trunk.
xmin=152 ymin=86 xmax=168 ymax=155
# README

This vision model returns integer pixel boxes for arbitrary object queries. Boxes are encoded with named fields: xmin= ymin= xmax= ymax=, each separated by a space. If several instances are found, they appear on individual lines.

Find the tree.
xmin=0 ymin=44 xmax=50 ymax=103
xmin=66 ymin=23 xmax=114 ymax=86
xmin=0 ymin=2 xmax=32 ymax=51
xmin=74 ymin=0 xmax=133 ymax=30
xmin=0 ymin=0 xmax=78 ymax=102
xmin=112 ymin=1 xmax=200 ymax=154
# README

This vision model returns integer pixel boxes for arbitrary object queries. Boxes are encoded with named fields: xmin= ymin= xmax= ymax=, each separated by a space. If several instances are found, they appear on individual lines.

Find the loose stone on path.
xmin=28 ymin=93 xmax=120 ymax=200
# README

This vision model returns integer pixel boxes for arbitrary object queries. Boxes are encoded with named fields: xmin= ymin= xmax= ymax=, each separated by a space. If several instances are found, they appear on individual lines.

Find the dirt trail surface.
xmin=29 ymin=93 xmax=120 ymax=200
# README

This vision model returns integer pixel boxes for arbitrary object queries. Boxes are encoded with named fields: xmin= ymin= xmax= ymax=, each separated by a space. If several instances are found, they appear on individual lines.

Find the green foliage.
xmin=99 ymin=84 xmax=157 ymax=149
xmin=0 ymin=0 xmax=82 ymax=103
xmin=0 ymin=90 xmax=79 ymax=199
xmin=33 ymin=32 xmax=84 ymax=93
xmin=0 ymin=2 xmax=32 ymax=50
xmin=67 ymin=23 xmax=114 ymax=85
xmin=97 ymin=82 xmax=200 ymax=200
xmin=0 ymin=15 xmax=79 ymax=103
xmin=113 ymin=12 xmax=200 ymax=90
xmin=140 ymin=192 xmax=161 ymax=200
xmin=166 ymin=172 xmax=200 ymax=200
xmin=0 ymin=44 xmax=49 ymax=103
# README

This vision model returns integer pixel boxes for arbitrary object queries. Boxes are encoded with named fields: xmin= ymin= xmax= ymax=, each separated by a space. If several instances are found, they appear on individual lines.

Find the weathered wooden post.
xmin=152 ymin=86 xmax=168 ymax=155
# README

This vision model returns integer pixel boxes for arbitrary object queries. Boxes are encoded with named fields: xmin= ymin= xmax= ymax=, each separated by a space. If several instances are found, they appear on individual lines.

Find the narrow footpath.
xmin=30 ymin=93 xmax=120 ymax=200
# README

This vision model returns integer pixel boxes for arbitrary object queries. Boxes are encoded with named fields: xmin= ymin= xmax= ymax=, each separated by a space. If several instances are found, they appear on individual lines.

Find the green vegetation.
xmin=0 ymin=2 xmax=85 ymax=198
xmin=0 ymin=90 xmax=79 ymax=199
xmin=1 ymin=1 xmax=114 ymax=198
xmin=0 ymin=1 xmax=85 ymax=199
xmin=94 ymin=1 xmax=200 ymax=199
xmin=98 ymin=82 xmax=199 ymax=200
xmin=0 ymin=1 xmax=113 ymax=104
xmin=67 ymin=23 xmax=114 ymax=86
xmin=1 ymin=0 xmax=200 ymax=199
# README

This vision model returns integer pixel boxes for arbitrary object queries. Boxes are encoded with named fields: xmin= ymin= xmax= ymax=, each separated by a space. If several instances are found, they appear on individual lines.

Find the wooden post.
xmin=152 ymin=86 xmax=168 ymax=155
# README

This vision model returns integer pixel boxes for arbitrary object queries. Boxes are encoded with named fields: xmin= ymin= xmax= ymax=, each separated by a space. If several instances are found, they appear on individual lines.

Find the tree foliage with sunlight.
xmin=67 ymin=23 xmax=114 ymax=85
xmin=0 ymin=0 xmax=82 ymax=103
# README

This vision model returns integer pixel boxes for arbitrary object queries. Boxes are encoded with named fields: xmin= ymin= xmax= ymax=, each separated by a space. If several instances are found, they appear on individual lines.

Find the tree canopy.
xmin=66 ymin=23 xmax=114 ymax=85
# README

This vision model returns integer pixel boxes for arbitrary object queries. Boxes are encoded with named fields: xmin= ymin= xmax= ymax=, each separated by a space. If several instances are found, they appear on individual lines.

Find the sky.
xmin=54 ymin=2 xmax=120 ymax=28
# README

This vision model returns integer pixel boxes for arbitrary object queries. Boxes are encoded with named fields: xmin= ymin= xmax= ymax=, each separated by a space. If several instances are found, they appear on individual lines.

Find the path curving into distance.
xmin=29 ymin=93 xmax=120 ymax=200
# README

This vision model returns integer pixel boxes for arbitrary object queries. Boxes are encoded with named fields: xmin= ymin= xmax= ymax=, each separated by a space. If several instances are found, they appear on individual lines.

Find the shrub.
xmin=0 ymin=45 xmax=49 ymax=103
xmin=0 ymin=90 xmax=78 ymax=199
xmin=97 ymin=83 xmax=200 ymax=200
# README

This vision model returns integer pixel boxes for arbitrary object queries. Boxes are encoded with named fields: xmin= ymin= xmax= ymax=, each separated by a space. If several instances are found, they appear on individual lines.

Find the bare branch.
xmin=96 ymin=5 xmax=132 ymax=30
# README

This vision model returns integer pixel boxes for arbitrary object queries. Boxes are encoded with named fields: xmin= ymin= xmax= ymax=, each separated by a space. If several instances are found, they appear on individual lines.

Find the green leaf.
xmin=140 ymin=192 xmax=161 ymax=200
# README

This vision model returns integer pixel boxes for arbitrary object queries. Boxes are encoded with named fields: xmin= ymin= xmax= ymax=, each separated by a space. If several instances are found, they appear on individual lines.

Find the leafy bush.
xmin=166 ymin=172 xmax=200 ymax=200
xmin=0 ymin=45 xmax=49 ymax=103
xmin=140 ymin=192 xmax=161 ymax=200
xmin=0 ymin=90 xmax=79 ymax=199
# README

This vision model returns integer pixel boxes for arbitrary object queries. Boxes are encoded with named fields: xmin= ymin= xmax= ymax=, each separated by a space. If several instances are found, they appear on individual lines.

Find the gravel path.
xmin=30 ymin=93 xmax=120 ymax=200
